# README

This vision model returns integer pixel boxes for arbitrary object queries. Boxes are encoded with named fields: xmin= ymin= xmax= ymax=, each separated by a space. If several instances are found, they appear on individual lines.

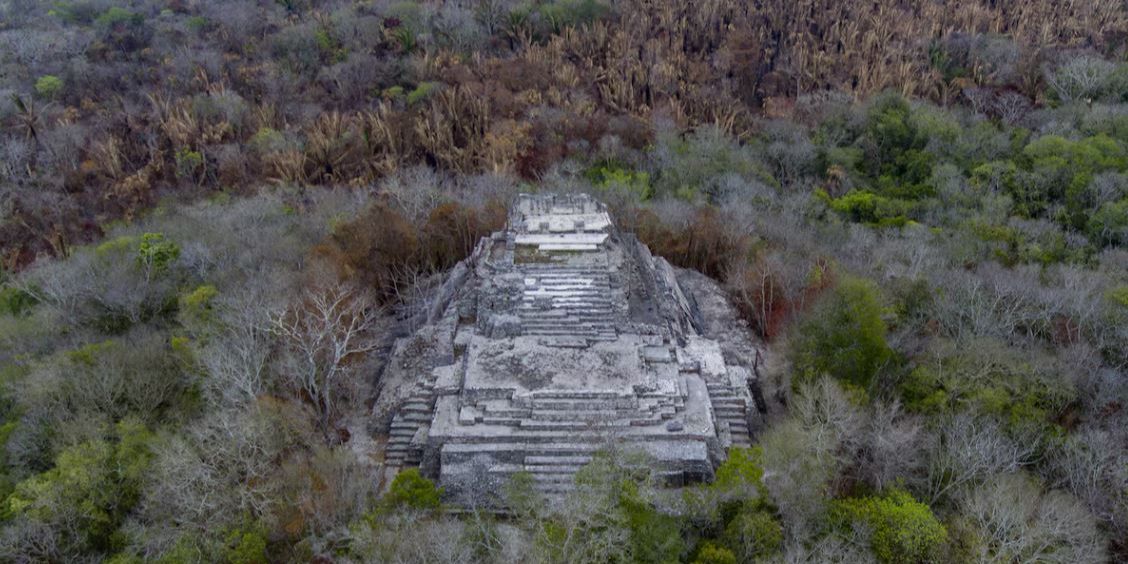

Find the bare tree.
xmin=1044 ymin=55 xmax=1115 ymax=103
xmin=852 ymin=400 xmax=923 ymax=492
xmin=727 ymin=250 xmax=809 ymax=339
xmin=194 ymin=283 xmax=285 ymax=407
xmin=1049 ymin=427 xmax=1128 ymax=543
xmin=761 ymin=378 xmax=865 ymax=542
xmin=272 ymin=279 xmax=383 ymax=440
xmin=992 ymin=91 xmax=1031 ymax=125
xmin=924 ymin=414 xmax=1035 ymax=505
xmin=961 ymin=472 xmax=1108 ymax=563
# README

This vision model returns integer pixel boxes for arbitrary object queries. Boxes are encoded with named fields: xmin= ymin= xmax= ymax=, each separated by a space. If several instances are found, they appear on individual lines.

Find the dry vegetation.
xmin=2 ymin=0 xmax=1125 ymax=268
xmin=2 ymin=1 xmax=1128 ymax=563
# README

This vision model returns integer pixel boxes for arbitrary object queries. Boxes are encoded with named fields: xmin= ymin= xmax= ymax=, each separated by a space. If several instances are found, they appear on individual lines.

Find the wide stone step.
xmin=452 ymin=430 xmax=703 ymax=443
xmin=520 ymin=319 xmax=616 ymax=327
xmin=522 ymin=269 xmax=610 ymax=275
xmin=527 ymin=398 xmax=637 ymax=410
xmin=527 ymin=288 xmax=608 ymax=296
xmin=532 ymin=390 xmax=632 ymax=400
xmin=525 ymin=455 xmax=593 ymax=465
xmin=712 ymin=398 xmax=746 ymax=407
xmin=480 ymin=406 xmax=532 ymax=418
xmin=530 ymin=474 xmax=575 ymax=484
xmin=524 ymin=330 xmax=613 ymax=338
xmin=520 ymin=312 xmax=615 ymax=320
xmin=519 ymin=312 xmax=616 ymax=320
xmin=521 ymin=323 xmax=616 ymax=332
xmin=529 ymin=409 xmax=630 ymax=421
xmin=518 ymin=307 xmax=614 ymax=315
xmin=524 ymin=286 xmax=607 ymax=292
xmin=520 ymin=271 xmax=610 ymax=277
xmin=401 ymin=402 xmax=433 ymax=413
xmin=522 ymin=300 xmax=611 ymax=307
xmin=441 ymin=442 xmax=601 ymax=461
xmin=525 ymin=307 xmax=613 ymax=314
xmin=522 ymin=327 xmax=616 ymax=335
xmin=519 ymin=419 xmax=631 ymax=431
xmin=519 ymin=302 xmax=613 ymax=309
xmin=523 ymin=327 xmax=612 ymax=334
xmin=519 ymin=294 xmax=612 ymax=301
xmin=525 ymin=464 xmax=585 ymax=474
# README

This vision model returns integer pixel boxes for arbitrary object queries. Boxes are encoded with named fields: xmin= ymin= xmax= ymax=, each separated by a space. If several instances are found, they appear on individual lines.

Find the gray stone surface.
xmin=377 ymin=194 xmax=763 ymax=502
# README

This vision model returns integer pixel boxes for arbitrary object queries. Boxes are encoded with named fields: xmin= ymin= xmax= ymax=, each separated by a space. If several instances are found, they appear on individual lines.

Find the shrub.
xmin=790 ymin=275 xmax=892 ymax=392
xmin=5 ymin=418 xmax=155 ymax=554
xmin=223 ymin=523 xmax=268 ymax=564
xmin=47 ymin=336 xmax=194 ymax=424
xmin=823 ymin=189 xmax=911 ymax=227
xmin=406 ymin=81 xmax=439 ymax=105
xmin=649 ymin=126 xmax=774 ymax=201
xmin=384 ymin=468 xmax=442 ymax=510
xmin=136 ymin=233 xmax=181 ymax=277
xmin=586 ymin=164 xmax=653 ymax=202
xmin=860 ymin=93 xmax=929 ymax=181
xmin=34 ymin=75 xmax=63 ymax=99
xmin=693 ymin=542 xmax=737 ymax=564
xmin=621 ymin=480 xmax=685 ymax=563
xmin=94 ymin=7 xmax=140 ymax=28
xmin=174 ymin=148 xmax=205 ymax=181
xmin=248 ymin=128 xmax=291 ymax=155
xmin=713 ymin=446 xmax=767 ymax=497
xmin=538 ymin=0 xmax=611 ymax=33
xmin=898 ymin=338 xmax=1074 ymax=434
xmin=94 ymin=7 xmax=150 ymax=52
xmin=178 ymin=285 xmax=218 ymax=329
xmin=1046 ymin=55 xmax=1117 ymax=103
xmin=0 ymin=285 xmax=37 ymax=316
xmin=722 ymin=507 xmax=783 ymax=561
xmin=1088 ymin=198 xmax=1128 ymax=246
xmin=831 ymin=489 xmax=947 ymax=563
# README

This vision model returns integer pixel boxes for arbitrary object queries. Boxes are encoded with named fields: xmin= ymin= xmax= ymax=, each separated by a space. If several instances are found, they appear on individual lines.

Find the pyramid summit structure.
xmin=377 ymin=193 xmax=763 ymax=503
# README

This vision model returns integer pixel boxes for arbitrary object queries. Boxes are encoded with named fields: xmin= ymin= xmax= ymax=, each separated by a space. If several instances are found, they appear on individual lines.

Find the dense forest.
xmin=1 ymin=0 xmax=1128 ymax=562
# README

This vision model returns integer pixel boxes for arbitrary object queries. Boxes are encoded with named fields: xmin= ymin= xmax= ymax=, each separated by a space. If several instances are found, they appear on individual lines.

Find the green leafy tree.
xmin=693 ymin=542 xmax=737 ymax=564
xmin=1087 ymin=198 xmax=1128 ymax=246
xmin=790 ymin=275 xmax=892 ymax=393
xmin=5 ymin=419 xmax=156 ymax=554
xmin=722 ymin=508 xmax=783 ymax=561
xmin=1021 ymin=134 xmax=1127 ymax=225
xmin=898 ymin=338 xmax=1074 ymax=435
xmin=684 ymin=447 xmax=783 ymax=561
xmin=0 ymin=285 xmax=37 ymax=316
xmin=831 ymin=489 xmax=947 ymax=563
xmin=223 ymin=522 xmax=269 ymax=564
xmin=136 ymin=233 xmax=181 ymax=281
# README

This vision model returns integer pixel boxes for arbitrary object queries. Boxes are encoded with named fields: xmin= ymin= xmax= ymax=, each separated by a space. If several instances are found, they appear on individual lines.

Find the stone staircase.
xmin=517 ymin=265 xmax=620 ymax=341
xmin=705 ymin=380 xmax=753 ymax=449
xmin=386 ymin=380 xmax=438 ymax=468
xmin=444 ymin=389 xmax=691 ymax=494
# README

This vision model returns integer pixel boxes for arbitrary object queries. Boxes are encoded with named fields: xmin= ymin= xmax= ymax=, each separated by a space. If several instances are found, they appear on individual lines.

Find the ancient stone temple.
xmin=377 ymin=193 xmax=763 ymax=503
